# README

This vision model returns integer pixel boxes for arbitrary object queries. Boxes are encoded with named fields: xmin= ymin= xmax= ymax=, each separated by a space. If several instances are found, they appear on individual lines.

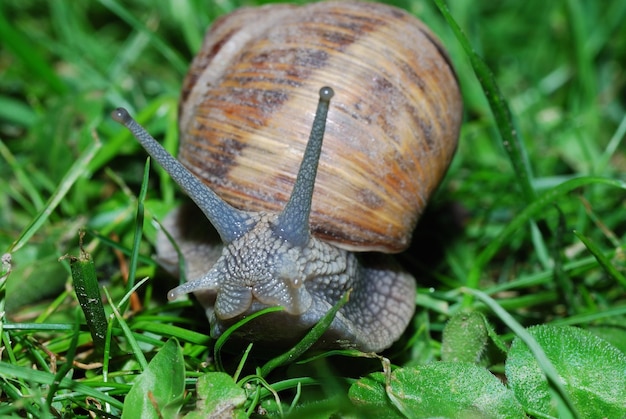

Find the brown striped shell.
xmin=178 ymin=1 xmax=462 ymax=253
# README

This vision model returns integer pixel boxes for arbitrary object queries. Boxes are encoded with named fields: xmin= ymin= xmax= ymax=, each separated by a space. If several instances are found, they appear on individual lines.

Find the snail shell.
xmin=178 ymin=1 xmax=462 ymax=253
xmin=113 ymin=1 xmax=462 ymax=352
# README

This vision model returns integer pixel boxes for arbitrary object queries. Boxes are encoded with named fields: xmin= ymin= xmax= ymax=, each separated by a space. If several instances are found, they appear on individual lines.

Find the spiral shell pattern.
xmin=179 ymin=1 xmax=462 ymax=252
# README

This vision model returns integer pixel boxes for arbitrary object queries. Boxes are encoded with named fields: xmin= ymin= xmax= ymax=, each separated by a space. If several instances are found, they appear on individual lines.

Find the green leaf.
xmin=349 ymin=363 xmax=525 ymax=419
xmin=122 ymin=338 xmax=185 ymax=419
xmin=349 ymin=372 xmax=399 ymax=419
xmin=506 ymin=324 xmax=626 ymax=418
xmin=589 ymin=321 xmax=626 ymax=355
xmin=441 ymin=311 xmax=489 ymax=363
xmin=183 ymin=372 xmax=246 ymax=419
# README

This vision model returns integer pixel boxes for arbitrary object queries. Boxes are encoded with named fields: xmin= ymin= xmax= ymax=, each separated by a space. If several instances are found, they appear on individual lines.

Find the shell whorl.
xmin=178 ymin=1 xmax=462 ymax=252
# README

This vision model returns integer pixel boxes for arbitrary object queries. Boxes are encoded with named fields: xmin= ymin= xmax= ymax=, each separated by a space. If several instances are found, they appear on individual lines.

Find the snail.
xmin=112 ymin=1 xmax=462 ymax=352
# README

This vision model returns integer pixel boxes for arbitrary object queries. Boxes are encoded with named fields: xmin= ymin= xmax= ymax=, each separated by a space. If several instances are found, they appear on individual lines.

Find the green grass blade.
xmin=119 ymin=157 xmax=150 ymax=315
xmin=63 ymin=239 xmax=109 ymax=355
xmin=46 ymin=311 xmax=81 ymax=408
xmin=97 ymin=0 xmax=187 ymax=75
xmin=466 ymin=177 xmax=626 ymax=298
xmin=433 ymin=0 xmax=536 ymax=203
xmin=573 ymin=230 xmax=626 ymax=289
xmin=259 ymin=291 xmax=350 ymax=378
xmin=131 ymin=321 xmax=211 ymax=345
xmin=104 ymin=287 xmax=148 ymax=371
xmin=0 ymin=378 xmax=42 ymax=416
xmin=597 ymin=113 xmax=626 ymax=173
xmin=0 ymin=361 xmax=124 ymax=410
xmin=0 ymin=96 xmax=37 ymax=127
xmin=213 ymin=306 xmax=284 ymax=372
xmin=7 ymin=138 xmax=101 ymax=254
xmin=552 ymin=208 xmax=576 ymax=314
xmin=0 ymin=4 xmax=67 ymax=95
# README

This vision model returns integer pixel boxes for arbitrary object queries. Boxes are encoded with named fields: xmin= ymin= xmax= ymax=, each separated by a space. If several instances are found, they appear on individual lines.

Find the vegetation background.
xmin=1 ymin=0 xmax=625 ymax=417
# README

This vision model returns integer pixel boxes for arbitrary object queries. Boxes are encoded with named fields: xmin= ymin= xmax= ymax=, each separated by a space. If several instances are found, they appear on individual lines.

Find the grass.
xmin=1 ymin=0 xmax=625 ymax=417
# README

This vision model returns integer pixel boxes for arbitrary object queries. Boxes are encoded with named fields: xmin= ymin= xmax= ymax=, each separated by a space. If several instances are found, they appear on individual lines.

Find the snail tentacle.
xmin=274 ymin=87 xmax=333 ymax=248
xmin=166 ymin=266 xmax=221 ymax=302
xmin=111 ymin=108 xmax=254 ymax=244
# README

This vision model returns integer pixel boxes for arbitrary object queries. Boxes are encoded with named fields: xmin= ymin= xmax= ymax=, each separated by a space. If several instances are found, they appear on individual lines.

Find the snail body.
xmin=113 ymin=1 xmax=462 ymax=352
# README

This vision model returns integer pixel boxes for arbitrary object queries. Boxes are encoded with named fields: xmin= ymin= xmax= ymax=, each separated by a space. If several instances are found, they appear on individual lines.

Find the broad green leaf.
xmin=350 ymin=363 xmax=524 ymax=418
xmin=589 ymin=322 xmax=626 ymax=355
xmin=184 ymin=372 xmax=246 ymax=419
xmin=349 ymin=372 xmax=399 ymax=418
xmin=122 ymin=338 xmax=185 ymax=419
xmin=506 ymin=324 xmax=626 ymax=418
